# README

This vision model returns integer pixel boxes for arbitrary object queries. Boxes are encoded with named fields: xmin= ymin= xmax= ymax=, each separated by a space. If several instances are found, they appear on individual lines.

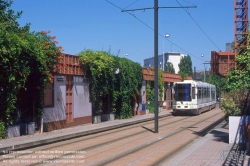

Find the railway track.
xmin=1 ymin=108 xmax=224 ymax=166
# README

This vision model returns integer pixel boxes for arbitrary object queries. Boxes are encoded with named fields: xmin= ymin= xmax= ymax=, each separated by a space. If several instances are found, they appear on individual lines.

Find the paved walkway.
xmin=0 ymin=109 xmax=247 ymax=166
xmin=164 ymin=121 xmax=233 ymax=166
xmin=164 ymin=120 xmax=250 ymax=166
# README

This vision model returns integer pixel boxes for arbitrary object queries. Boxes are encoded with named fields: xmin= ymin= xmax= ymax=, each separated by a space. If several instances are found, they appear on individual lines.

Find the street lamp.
xmin=201 ymin=54 xmax=206 ymax=82
xmin=124 ymin=53 xmax=128 ymax=56
xmin=163 ymin=33 xmax=170 ymax=71
xmin=114 ymin=68 xmax=120 ymax=74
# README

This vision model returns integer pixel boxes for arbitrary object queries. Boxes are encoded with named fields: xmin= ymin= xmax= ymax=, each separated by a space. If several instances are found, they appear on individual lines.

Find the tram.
xmin=172 ymin=80 xmax=216 ymax=115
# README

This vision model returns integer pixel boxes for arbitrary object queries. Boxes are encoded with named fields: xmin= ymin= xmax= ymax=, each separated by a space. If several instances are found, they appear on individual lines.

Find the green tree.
xmin=164 ymin=62 xmax=175 ymax=73
xmin=223 ymin=56 xmax=250 ymax=91
xmin=221 ymin=32 xmax=250 ymax=117
xmin=206 ymin=73 xmax=226 ymax=95
xmin=0 ymin=0 xmax=62 ymax=126
xmin=178 ymin=55 xmax=193 ymax=76
xmin=223 ymin=32 xmax=250 ymax=92
xmin=0 ymin=0 xmax=30 ymax=124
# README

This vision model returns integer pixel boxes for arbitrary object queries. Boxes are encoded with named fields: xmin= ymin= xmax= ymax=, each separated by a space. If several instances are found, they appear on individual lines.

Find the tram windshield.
xmin=174 ymin=83 xmax=191 ymax=101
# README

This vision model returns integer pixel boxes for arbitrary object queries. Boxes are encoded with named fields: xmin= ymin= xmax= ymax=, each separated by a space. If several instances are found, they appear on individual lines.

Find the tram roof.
xmin=174 ymin=80 xmax=215 ymax=87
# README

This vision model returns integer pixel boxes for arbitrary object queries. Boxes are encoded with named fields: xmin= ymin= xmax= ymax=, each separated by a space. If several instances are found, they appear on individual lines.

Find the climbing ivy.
xmin=145 ymin=68 xmax=164 ymax=113
xmin=158 ymin=69 xmax=164 ymax=101
xmin=0 ymin=121 xmax=5 ymax=140
xmin=146 ymin=82 xmax=154 ymax=113
xmin=78 ymin=50 xmax=143 ymax=119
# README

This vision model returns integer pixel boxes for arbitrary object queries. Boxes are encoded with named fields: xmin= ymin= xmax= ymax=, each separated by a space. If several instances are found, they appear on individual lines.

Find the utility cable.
xmin=179 ymin=0 xmax=195 ymax=6
xmin=160 ymin=34 xmax=205 ymax=61
xmin=123 ymin=0 xmax=140 ymax=10
xmin=105 ymin=0 xmax=205 ymax=62
xmin=105 ymin=0 xmax=154 ymax=31
xmin=176 ymin=0 xmax=221 ymax=51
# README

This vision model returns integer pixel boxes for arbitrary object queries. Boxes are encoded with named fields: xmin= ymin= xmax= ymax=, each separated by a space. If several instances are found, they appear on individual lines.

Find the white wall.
xmin=143 ymin=52 xmax=187 ymax=71
xmin=43 ymin=75 xmax=92 ymax=123
xmin=43 ymin=75 xmax=66 ymax=123
xmin=168 ymin=55 xmax=181 ymax=74
xmin=73 ymin=76 xmax=92 ymax=118
xmin=168 ymin=53 xmax=186 ymax=74
xmin=229 ymin=116 xmax=250 ymax=144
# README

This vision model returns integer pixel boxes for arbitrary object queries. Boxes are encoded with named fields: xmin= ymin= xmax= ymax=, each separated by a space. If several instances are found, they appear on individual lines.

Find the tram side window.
xmin=208 ymin=88 xmax=210 ymax=98
xmin=203 ymin=87 xmax=206 ymax=98
xmin=198 ymin=87 xmax=202 ymax=99
xmin=201 ymin=88 xmax=203 ymax=98
xmin=200 ymin=87 xmax=203 ymax=99
xmin=205 ymin=88 xmax=207 ymax=98
xmin=212 ymin=89 xmax=215 ymax=100
xmin=192 ymin=87 xmax=195 ymax=99
xmin=207 ymin=87 xmax=209 ymax=98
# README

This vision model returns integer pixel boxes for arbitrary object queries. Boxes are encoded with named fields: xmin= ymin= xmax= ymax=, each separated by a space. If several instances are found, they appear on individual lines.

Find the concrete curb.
xmin=0 ymin=113 xmax=171 ymax=153
xmin=198 ymin=115 xmax=225 ymax=136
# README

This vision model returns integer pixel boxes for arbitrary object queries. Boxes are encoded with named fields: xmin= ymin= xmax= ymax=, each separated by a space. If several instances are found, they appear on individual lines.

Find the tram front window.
xmin=175 ymin=84 xmax=191 ymax=101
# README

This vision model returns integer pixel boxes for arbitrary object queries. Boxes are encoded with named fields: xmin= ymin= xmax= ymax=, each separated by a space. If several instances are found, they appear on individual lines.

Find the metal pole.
xmin=218 ymin=75 xmax=221 ymax=108
xmin=163 ymin=37 xmax=164 ymax=71
xmin=203 ymin=63 xmax=206 ymax=82
xmin=168 ymin=83 xmax=170 ymax=108
xmin=194 ymin=67 xmax=196 ymax=80
xmin=204 ymin=67 xmax=206 ymax=82
xmin=154 ymin=0 xmax=159 ymax=133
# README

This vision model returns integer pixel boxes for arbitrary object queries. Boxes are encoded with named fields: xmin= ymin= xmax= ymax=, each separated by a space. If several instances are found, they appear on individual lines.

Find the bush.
xmin=221 ymin=97 xmax=241 ymax=121
xmin=0 ymin=122 xmax=6 ymax=139
xmin=147 ymin=104 xmax=154 ymax=113
xmin=221 ymin=89 xmax=250 ymax=120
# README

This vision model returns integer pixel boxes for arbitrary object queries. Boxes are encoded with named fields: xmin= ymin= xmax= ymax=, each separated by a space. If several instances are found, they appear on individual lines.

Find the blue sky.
xmin=11 ymin=0 xmax=234 ymax=71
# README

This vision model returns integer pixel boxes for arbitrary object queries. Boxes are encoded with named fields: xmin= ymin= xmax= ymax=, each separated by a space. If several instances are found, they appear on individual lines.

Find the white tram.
xmin=172 ymin=80 xmax=216 ymax=115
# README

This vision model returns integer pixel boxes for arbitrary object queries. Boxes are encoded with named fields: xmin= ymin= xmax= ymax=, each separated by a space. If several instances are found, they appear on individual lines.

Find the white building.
xmin=144 ymin=52 xmax=187 ymax=74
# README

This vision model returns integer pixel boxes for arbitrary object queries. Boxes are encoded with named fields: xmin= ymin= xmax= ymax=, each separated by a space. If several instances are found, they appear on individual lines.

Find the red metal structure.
xmin=57 ymin=53 xmax=84 ymax=75
xmin=57 ymin=54 xmax=193 ymax=82
xmin=142 ymin=68 xmax=192 ymax=82
xmin=234 ymin=0 xmax=249 ymax=56
xmin=211 ymin=0 xmax=248 ymax=76
xmin=211 ymin=51 xmax=235 ymax=77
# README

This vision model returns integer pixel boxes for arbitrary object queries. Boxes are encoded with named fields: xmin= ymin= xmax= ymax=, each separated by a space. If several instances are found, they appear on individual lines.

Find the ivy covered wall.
xmin=78 ymin=50 xmax=143 ymax=119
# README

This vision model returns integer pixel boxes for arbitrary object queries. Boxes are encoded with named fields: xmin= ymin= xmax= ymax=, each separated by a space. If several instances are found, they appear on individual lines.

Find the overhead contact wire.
xmin=176 ymin=0 xmax=221 ymax=51
xmin=105 ymin=0 xmax=205 ymax=62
